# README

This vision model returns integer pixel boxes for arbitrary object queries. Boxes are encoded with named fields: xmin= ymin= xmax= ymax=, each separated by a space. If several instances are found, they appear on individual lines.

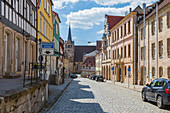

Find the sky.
xmin=52 ymin=0 xmax=158 ymax=46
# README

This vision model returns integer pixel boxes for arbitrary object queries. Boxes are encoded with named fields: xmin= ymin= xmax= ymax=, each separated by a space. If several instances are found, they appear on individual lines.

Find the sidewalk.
xmin=40 ymin=77 xmax=72 ymax=113
xmin=0 ymin=77 xmax=36 ymax=96
xmin=105 ymin=80 xmax=143 ymax=92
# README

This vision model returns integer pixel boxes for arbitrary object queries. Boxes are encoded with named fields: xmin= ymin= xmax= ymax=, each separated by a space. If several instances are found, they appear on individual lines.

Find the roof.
xmin=82 ymin=56 xmax=95 ymax=67
xmin=106 ymin=15 xmax=124 ymax=30
xmin=96 ymin=41 xmax=102 ymax=51
xmin=68 ymin=24 xmax=73 ymax=43
xmin=52 ymin=11 xmax=61 ymax=23
xmin=74 ymin=46 xmax=96 ymax=62
xmin=38 ymin=0 xmax=54 ymax=8
xmin=84 ymin=50 xmax=98 ymax=57
xmin=138 ymin=0 xmax=169 ymax=25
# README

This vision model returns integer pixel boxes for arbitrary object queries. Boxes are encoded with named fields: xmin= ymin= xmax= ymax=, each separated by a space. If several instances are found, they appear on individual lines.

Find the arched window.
xmin=159 ymin=67 xmax=163 ymax=77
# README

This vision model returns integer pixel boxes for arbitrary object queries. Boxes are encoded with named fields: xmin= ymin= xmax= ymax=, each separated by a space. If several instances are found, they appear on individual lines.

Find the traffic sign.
xmin=128 ymin=68 xmax=131 ymax=72
xmin=42 ymin=42 xmax=54 ymax=55
xmin=128 ymin=68 xmax=131 ymax=76
xmin=111 ymin=67 xmax=114 ymax=71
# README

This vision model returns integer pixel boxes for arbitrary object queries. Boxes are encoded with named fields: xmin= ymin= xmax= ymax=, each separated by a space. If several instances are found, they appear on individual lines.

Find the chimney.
xmin=129 ymin=8 xmax=132 ymax=13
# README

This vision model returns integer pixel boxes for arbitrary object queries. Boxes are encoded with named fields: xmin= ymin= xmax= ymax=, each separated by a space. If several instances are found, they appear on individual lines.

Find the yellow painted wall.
xmin=38 ymin=0 xmax=53 ymax=43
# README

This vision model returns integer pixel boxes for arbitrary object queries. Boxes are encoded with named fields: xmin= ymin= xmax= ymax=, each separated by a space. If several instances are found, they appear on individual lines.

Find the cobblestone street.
xmin=47 ymin=77 xmax=170 ymax=113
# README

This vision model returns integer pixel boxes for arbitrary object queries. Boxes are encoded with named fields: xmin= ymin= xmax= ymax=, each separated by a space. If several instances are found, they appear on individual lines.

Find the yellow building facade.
xmin=38 ymin=0 xmax=53 ymax=42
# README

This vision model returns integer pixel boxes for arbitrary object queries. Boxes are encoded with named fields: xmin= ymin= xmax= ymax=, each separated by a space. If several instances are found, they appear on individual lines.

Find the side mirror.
xmin=146 ymin=83 xmax=150 ymax=87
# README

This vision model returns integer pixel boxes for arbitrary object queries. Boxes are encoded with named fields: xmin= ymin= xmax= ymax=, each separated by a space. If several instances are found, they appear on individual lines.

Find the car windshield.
xmin=98 ymin=76 xmax=103 ymax=78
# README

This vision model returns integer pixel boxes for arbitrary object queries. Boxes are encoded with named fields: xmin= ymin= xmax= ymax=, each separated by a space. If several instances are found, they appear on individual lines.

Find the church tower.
xmin=65 ymin=24 xmax=74 ymax=73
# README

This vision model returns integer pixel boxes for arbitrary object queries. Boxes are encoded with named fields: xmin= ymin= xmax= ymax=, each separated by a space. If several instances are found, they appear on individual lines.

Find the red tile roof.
xmin=83 ymin=56 xmax=95 ymax=67
xmin=106 ymin=15 xmax=125 ymax=30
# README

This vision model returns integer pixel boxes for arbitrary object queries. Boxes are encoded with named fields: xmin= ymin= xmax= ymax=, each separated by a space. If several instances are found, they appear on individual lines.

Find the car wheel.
xmin=157 ymin=96 xmax=165 ymax=109
xmin=142 ymin=92 xmax=147 ymax=102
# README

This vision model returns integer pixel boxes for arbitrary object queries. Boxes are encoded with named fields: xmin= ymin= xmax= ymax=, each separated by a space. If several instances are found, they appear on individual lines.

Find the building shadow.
xmin=48 ymin=80 xmax=107 ymax=113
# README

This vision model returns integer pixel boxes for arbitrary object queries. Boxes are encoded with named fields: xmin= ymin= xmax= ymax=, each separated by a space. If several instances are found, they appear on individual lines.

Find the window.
xmin=128 ymin=45 xmax=131 ymax=57
xmin=46 ymin=24 xmax=48 ymax=37
xmin=152 ymin=67 xmax=155 ymax=78
xmin=32 ymin=10 xmax=35 ymax=26
xmin=27 ymin=3 xmax=29 ymax=21
xmin=159 ymin=17 xmax=163 ymax=32
xmin=124 ymin=46 xmax=126 ymax=58
xmin=152 ymin=43 xmax=155 ymax=59
xmin=167 ymin=12 xmax=170 ymax=28
xmin=152 ymin=21 xmax=155 ymax=35
xmin=115 ymin=50 xmax=116 ymax=59
xmin=44 ymin=0 xmax=46 ymax=10
xmin=117 ymin=29 xmax=119 ymax=40
xmin=168 ymin=38 xmax=170 ymax=57
xmin=40 ymin=15 xmax=42 ymax=32
xmin=141 ymin=47 xmax=145 ymax=60
xmin=168 ymin=67 xmax=170 ymax=78
xmin=159 ymin=67 xmax=163 ymax=77
xmin=159 ymin=41 xmax=163 ymax=58
xmin=89 ymin=67 xmax=91 ymax=69
xmin=113 ymin=50 xmax=114 ymax=59
xmin=124 ymin=23 xmax=126 ymax=36
xmin=56 ymin=24 xmax=58 ymax=34
xmin=117 ymin=48 xmax=119 ymax=59
xmin=121 ymin=47 xmax=123 ymax=58
xmin=109 ymin=50 xmax=110 ymax=59
xmin=125 ymin=66 xmax=127 ymax=76
xmin=121 ymin=26 xmax=123 ymax=38
xmin=141 ymin=28 xmax=143 ymax=40
xmin=1 ymin=1 xmax=4 ymax=16
xmin=19 ymin=0 xmax=23 ymax=15
xmin=128 ymin=20 xmax=131 ymax=33
xmin=115 ymin=31 xmax=116 ymax=41
xmin=43 ymin=20 xmax=45 ymax=35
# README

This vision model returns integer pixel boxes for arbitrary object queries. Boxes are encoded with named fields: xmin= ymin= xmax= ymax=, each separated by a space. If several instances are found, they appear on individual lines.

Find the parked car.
xmin=141 ymin=78 xmax=170 ymax=108
xmin=91 ymin=75 xmax=97 ymax=80
xmin=70 ymin=74 xmax=78 ymax=78
xmin=87 ymin=75 xmax=91 ymax=78
xmin=96 ymin=75 xmax=104 ymax=82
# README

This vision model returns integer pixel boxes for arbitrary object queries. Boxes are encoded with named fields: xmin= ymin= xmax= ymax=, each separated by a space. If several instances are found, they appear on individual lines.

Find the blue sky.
xmin=52 ymin=0 xmax=157 ymax=45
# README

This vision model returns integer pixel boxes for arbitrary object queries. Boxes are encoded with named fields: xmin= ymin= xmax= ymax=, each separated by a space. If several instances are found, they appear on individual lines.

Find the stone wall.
xmin=0 ymin=81 xmax=48 ymax=113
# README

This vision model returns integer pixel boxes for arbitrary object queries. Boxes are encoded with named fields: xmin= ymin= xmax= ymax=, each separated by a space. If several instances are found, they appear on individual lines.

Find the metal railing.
xmin=23 ymin=61 xmax=46 ymax=87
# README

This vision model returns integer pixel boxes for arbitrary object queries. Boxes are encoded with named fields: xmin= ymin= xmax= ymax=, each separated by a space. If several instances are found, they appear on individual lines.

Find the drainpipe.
xmin=156 ymin=2 xmax=159 ymax=79
xmin=143 ymin=3 xmax=146 ymax=86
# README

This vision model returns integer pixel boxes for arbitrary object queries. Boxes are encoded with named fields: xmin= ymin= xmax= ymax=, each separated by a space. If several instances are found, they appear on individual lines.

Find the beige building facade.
xmin=0 ymin=23 xmax=36 ymax=78
xmin=138 ymin=1 xmax=170 ymax=85
xmin=95 ymin=51 xmax=102 ymax=75
xmin=110 ymin=11 xmax=139 ymax=84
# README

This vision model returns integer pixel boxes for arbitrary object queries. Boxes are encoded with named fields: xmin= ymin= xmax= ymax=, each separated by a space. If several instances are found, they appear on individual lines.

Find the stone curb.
xmin=41 ymin=79 xmax=73 ymax=113
xmin=105 ymin=81 xmax=142 ymax=93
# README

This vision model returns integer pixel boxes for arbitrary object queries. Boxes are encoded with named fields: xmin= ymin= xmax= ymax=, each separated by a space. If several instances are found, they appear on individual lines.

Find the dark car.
xmin=70 ymin=74 xmax=77 ymax=78
xmin=91 ymin=75 xmax=97 ymax=80
xmin=96 ymin=76 xmax=104 ymax=82
xmin=141 ymin=78 xmax=170 ymax=108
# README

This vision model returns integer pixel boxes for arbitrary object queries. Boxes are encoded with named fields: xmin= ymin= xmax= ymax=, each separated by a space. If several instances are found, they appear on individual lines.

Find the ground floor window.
xmin=159 ymin=67 xmax=163 ymax=77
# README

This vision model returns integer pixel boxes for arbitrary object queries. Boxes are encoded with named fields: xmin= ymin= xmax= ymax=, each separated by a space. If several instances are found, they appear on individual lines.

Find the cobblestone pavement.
xmin=47 ymin=77 xmax=170 ymax=113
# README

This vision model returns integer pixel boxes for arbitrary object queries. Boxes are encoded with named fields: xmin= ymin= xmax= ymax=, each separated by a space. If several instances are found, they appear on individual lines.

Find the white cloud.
xmin=53 ymin=0 xmax=80 ymax=9
xmin=66 ymin=7 xmax=128 ymax=29
xmin=73 ymin=37 xmax=77 ymax=40
xmin=65 ymin=0 xmax=157 ymax=30
xmin=88 ymin=42 xmax=96 ymax=46
xmin=96 ymin=30 xmax=104 ymax=34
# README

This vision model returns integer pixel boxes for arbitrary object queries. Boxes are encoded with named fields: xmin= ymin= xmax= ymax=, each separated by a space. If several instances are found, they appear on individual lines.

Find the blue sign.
xmin=42 ymin=43 xmax=54 ymax=48
xmin=111 ymin=67 xmax=114 ymax=71
xmin=128 ymin=68 xmax=131 ymax=72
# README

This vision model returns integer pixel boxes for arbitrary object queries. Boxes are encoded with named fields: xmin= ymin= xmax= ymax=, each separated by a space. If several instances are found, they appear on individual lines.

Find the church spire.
xmin=68 ymin=23 xmax=72 ymax=43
